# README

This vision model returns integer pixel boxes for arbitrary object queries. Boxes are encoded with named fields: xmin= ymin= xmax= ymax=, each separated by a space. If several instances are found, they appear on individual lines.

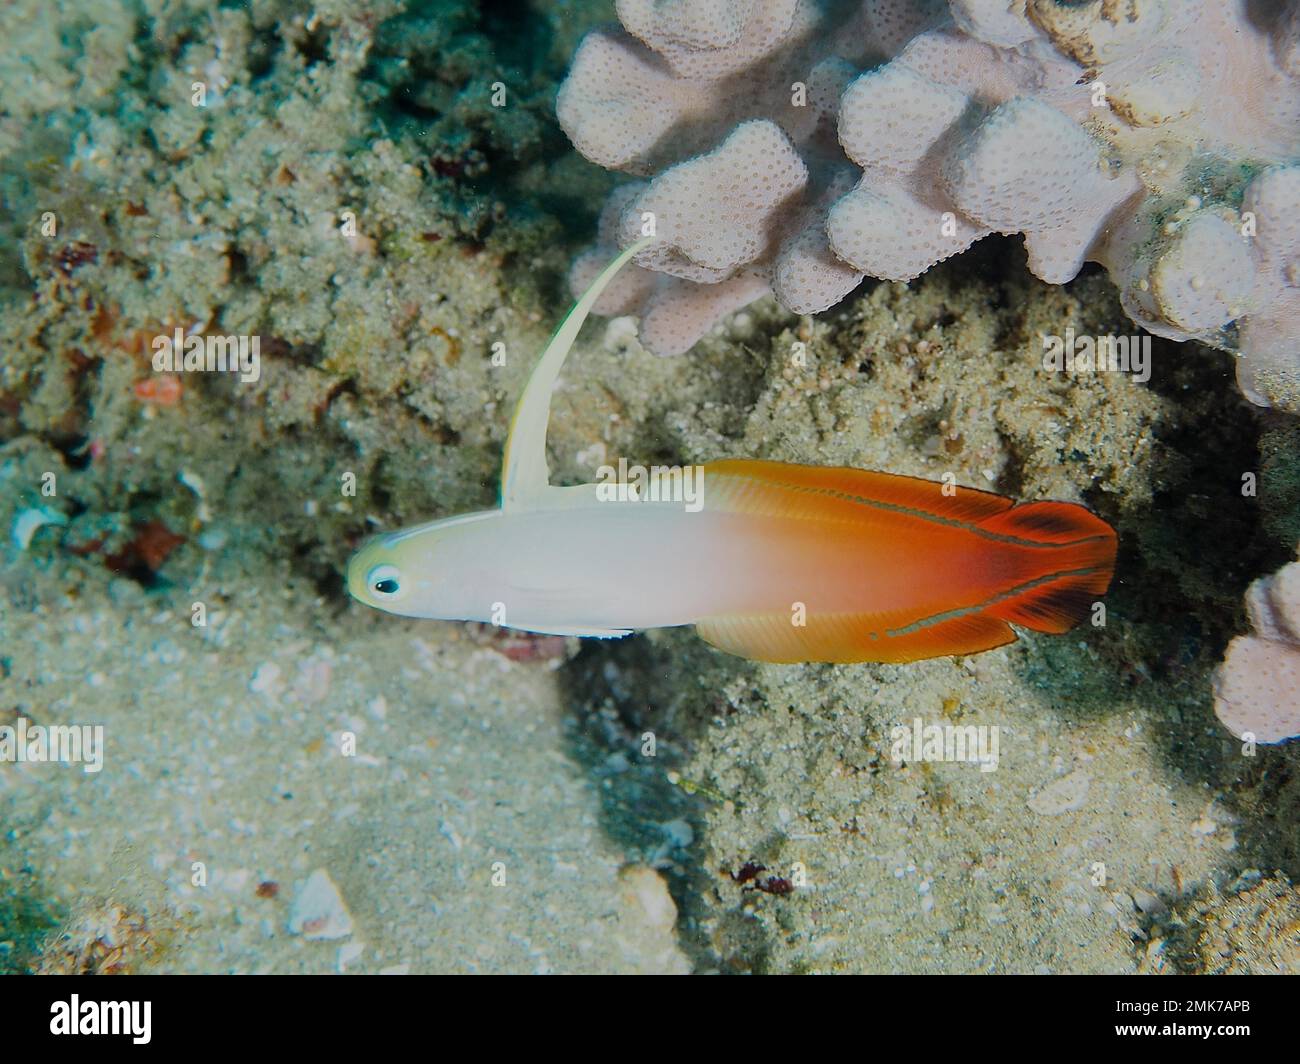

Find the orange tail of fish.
xmin=696 ymin=459 xmax=1117 ymax=664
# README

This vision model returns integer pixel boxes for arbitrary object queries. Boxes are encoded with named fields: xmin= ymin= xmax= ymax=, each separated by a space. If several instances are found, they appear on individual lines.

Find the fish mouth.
xmin=344 ymin=540 xmax=383 ymax=603
xmin=343 ymin=552 xmax=365 ymax=603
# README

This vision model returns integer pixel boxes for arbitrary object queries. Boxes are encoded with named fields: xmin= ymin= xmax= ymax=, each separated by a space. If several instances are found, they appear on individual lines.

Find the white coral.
xmin=558 ymin=0 xmax=1300 ymax=408
xmin=1214 ymin=550 xmax=1300 ymax=744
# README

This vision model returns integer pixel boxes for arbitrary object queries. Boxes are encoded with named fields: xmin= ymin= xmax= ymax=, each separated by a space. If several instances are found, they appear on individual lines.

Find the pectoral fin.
xmin=500 ymin=235 xmax=656 ymax=512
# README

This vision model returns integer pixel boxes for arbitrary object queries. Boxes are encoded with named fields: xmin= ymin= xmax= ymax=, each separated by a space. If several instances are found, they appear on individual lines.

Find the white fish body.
xmin=346 ymin=237 xmax=1118 ymax=663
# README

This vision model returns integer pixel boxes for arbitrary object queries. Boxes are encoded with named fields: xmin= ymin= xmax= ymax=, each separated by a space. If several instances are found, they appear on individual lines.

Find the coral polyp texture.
xmin=1213 ymin=547 xmax=1300 ymax=744
xmin=558 ymin=0 xmax=1300 ymax=409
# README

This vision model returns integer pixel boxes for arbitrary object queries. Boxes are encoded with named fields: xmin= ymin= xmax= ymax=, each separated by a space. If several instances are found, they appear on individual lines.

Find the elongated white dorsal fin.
xmin=500 ymin=235 xmax=655 ymax=511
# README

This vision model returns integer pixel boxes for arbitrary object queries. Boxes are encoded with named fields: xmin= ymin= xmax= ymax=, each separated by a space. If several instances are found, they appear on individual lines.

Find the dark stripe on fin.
xmin=984 ymin=568 xmax=1109 ymax=634
xmin=977 ymin=500 xmax=1115 ymax=546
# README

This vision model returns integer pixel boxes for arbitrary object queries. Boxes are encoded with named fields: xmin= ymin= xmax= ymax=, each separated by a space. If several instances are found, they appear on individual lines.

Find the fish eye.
xmin=367 ymin=563 xmax=402 ymax=597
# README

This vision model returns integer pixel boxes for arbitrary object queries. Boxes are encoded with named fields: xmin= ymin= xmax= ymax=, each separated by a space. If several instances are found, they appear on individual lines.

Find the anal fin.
xmin=695 ymin=609 xmax=1016 ymax=665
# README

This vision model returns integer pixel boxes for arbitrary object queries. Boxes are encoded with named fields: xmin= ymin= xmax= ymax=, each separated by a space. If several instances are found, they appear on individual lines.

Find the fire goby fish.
xmin=346 ymin=237 xmax=1117 ymax=663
